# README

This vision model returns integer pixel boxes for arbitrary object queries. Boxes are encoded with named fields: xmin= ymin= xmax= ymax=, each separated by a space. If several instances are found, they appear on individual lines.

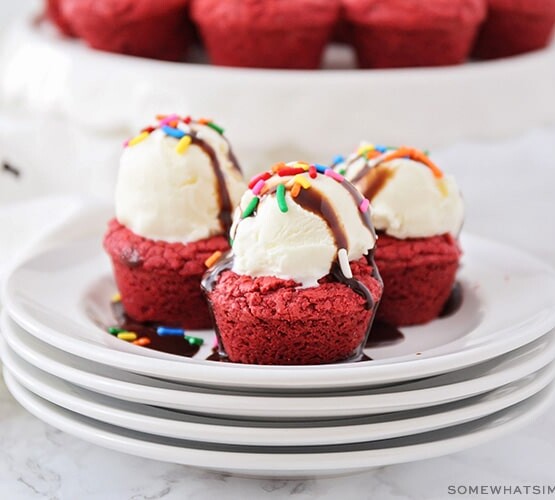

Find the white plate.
xmin=4 ymin=370 xmax=552 ymax=478
xmin=4 ymin=231 xmax=555 ymax=390
xmin=3 ymin=339 xmax=554 ymax=446
xmin=3 ymin=313 xmax=555 ymax=418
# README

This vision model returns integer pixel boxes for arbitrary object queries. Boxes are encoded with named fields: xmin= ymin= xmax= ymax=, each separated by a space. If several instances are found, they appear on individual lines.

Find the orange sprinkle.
xmin=365 ymin=149 xmax=381 ymax=159
xmin=133 ymin=337 xmax=151 ymax=346
xmin=169 ymin=120 xmax=178 ymax=128
xmin=156 ymin=114 xmax=167 ymax=120
xmin=198 ymin=117 xmax=211 ymax=125
xmin=291 ymin=183 xmax=301 ymax=198
xmin=381 ymin=147 xmax=443 ymax=178
xmin=204 ymin=251 xmax=223 ymax=268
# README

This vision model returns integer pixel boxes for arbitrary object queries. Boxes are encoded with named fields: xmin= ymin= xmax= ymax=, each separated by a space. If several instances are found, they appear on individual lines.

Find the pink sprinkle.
xmin=159 ymin=114 xmax=179 ymax=126
xmin=359 ymin=198 xmax=370 ymax=213
xmin=122 ymin=139 xmax=130 ymax=147
xmin=212 ymin=337 xmax=219 ymax=349
xmin=252 ymin=179 xmax=265 ymax=195
xmin=325 ymin=169 xmax=344 ymax=182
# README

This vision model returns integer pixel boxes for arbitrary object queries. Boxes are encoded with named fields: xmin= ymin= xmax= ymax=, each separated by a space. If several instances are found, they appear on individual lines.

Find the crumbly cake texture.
xmin=60 ymin=0 xmax=191 ymax=61
xmin=190 ymin=0 xmax=341 ymax=68
xmin=104 ymin=219 xmax=229 ymax=329
xmin=374 ymin=233 xmax=461 ymax=326
xmin=208 ymin=259 xmax=383 ymax=365
xmin=473 ymin=0 xmax=555 ymax=59
xmin=342 ymin=0 xmax=487 ymax=68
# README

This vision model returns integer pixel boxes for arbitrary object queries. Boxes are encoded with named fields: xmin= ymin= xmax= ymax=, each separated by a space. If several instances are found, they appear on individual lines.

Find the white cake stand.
xmin=1 ymin=10 xmax=555 ymax=203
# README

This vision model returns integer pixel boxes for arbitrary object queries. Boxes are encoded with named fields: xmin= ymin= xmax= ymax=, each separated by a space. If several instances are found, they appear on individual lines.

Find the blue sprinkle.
xmin=161 ymin=126 xmax=185 ymax=139
xmin=375 ymin=145 xmax=388 ymax=153
xmin=331 ymin=155 xmax=345 ymax=166
xmin=314 ymin=163 xmax=329 ymax=173
xmin=156 ymin=326 xmax=185 ymax=336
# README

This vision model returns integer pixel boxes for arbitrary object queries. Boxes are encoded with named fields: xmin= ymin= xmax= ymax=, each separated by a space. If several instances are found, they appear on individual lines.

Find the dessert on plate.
xmin=342 ymin=0 xmax=487 ymax=68
xmin=202 ymin=162 xmax=383 ymax=365
xmin=473 ymin=0 xmax=555 ymax=59
xmin=103 ymin=114 xmax=246 ymax=330
xmin=60 ymin=0 xmax=192 ymax=61
xmin=191 ymin=0 xmax=341 ymax=69
xmin=337 ymin=145 xmax=464 ymax=326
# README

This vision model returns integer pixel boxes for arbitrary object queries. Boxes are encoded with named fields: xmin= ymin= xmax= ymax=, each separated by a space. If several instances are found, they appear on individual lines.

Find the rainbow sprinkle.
xmin=185 ymin=335 xmax=204 ymax=347
xmin=293 ymin=174 xmax=311 ymax=189
xmin=204 ymin=250 xmax=223 ymax=268
xmin=157 ymin=326 xmax=185 ymax=337
xmin=242 ymin=196 xmax=259 ymax=218
xmin=206 ymin=122 xmax=225 ymax=135
xmin=276 ymin=184 xmax=288 ymax=213
xmin=359 ymin=198 xmax=370 ymax=213
xmin=128 ymin=131 xmax=149 ymax=147
xmin=108 ymin=327 xmax=125 ymax=335
xmin=175 ymin=135 xmax=192 ymax=154
xmin=117 ymin=331 xmax=138 ymax=341
xmin=324 ymin=169 xmax=344 ymax=182
xmin=162 ymin=125 xmax=185 ymax=139
xmin=338 ymin=248 xmax=353 ymax=279
xmin=133 ymin=337 xmax=151 ymax=346
xmin=252 ymin=179 xmax=266 ymax=195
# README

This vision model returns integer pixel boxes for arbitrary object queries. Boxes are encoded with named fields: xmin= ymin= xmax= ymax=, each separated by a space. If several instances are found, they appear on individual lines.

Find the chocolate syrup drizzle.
xmin=188 ymin=126 xmax=241 ymax=234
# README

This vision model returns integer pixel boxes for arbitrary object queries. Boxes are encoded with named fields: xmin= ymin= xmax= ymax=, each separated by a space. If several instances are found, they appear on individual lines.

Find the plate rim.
xmin=3 ymin=336 xmax=554 ymax=446
xmin=3 ymin=312 xmax=555 ymax=418
xmin=3 ymin=369 xmax=553 ymax=476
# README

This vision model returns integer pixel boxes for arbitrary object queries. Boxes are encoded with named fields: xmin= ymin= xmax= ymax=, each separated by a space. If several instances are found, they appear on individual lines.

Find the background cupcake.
xmin=60 ymin=0 xmax=191 ymax=61
xmin=342 ymin=0 xmax=487 ymax=68
xmin=191 ymin=0 xmax=341 ymax=69
xmin=104 ymin=115 xmax=246 ymax=330
xmin=473 ymin=0 xmax=555 ymax=59
xmin=339 ymin=145 xmax=464 ymax=326
xmin=203 ymin=162 xmax=383 ymax=365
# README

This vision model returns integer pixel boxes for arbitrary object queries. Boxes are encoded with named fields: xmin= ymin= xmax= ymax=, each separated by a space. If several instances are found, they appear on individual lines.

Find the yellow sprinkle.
xmin=293 ymin=174 xmax=311 ymax=189
xmin=128 ymin=131 xmax=149 ymax=147
xmin=175 ymin=135 xmax=192 ymax=155
xmin=117 ymin=332 xmax=137 ymax=341
xmin=357 ymin=143 xmax=375 ymax=156
xmin=204 ymin=250 xmax=223 ymax=268
xmin=295 ymin=162 xmax=310 ymax=171
xmin=111 ymin=292 xmax=121 ymax=303
xmin=437 ymin=178 xmax=449 ymax=197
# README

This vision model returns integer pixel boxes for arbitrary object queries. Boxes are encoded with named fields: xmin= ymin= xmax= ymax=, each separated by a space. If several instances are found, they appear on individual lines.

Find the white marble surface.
xmin=0 ymin=127 xmax=555 ymax=499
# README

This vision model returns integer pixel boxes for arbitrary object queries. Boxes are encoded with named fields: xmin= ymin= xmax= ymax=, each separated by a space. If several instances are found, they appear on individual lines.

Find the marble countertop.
xmin=0 ymin=127 xmax=555 ymax=499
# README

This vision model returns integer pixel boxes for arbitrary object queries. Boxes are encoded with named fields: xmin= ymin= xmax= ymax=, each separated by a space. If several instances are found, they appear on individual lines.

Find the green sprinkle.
xmin=108 ymin=327 xmax=125 ymax=335
xmin=206 ymin=122 xmax=225 ymax=135
xmin=276 ymin=184 xmax=288 ymax=213
xmin=338 ymin=168 xmax=346 ymax=176
xmin=229 ymin=237 xmax=234 ymax=247
xmin=423 ymin=149 xmax=430 ymax=156
xmin=241 ymin=196 xmax=259 ymax=218
xmin=185 ymin=335 xmax=204 ymax=346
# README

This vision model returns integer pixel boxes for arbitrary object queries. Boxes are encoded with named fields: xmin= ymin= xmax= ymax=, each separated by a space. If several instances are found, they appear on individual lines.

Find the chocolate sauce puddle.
xmin=111 ymin=301 xmax=200 ymax=357
xmin=439 ymin=282 xmax=463 ymax=318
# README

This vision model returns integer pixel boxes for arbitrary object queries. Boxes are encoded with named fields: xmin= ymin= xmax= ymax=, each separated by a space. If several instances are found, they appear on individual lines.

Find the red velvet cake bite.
xmin=190 ymin=0 xmax=341 ymax=69
xmin=337 ymin=145 xmax=464 ymax=326
xmin=342 ymin=0 xmax=486 ymax=68
xmin=60 ymin=0 xmax=191 ymax=61
xmin=103 ymin=114 xmax=246 ymax=330
xmin=202 ymin=162 xmax=383 ymax=365
xmin=473 ymin=0 xmax=555 ymax=59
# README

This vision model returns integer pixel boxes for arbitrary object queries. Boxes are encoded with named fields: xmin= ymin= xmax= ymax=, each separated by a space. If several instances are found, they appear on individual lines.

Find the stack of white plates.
xmin=2 ymin=207 xmax=555 ymax=477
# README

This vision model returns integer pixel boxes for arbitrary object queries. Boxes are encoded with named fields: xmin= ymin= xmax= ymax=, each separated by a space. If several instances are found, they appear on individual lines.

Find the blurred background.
xmin=1 ymin=0 xmax=554 ymax=262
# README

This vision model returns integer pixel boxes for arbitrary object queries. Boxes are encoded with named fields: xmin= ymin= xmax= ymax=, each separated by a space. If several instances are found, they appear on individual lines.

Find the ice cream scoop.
xmin=116 ymin=115 xmax=246 ymax=243
xmin=336 ymin=145 xmax=464 ymax=239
